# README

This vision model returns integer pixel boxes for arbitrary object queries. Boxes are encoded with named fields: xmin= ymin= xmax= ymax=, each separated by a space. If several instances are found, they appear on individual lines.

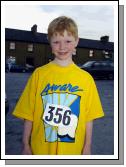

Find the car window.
xmin=93 ymin=62 xmax=101 ymax=67
xmin=102 ymin=62 xmax=107 ymax=66
xmin=82 ymin=61 xmax=94 ymax=67
xmin=102 ymin=62 xmax=114 ymax=67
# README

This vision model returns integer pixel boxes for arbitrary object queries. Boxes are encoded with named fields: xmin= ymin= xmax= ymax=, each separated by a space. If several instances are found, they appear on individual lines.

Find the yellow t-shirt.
xmin=12 ymin=62 xmax=104 ymax=155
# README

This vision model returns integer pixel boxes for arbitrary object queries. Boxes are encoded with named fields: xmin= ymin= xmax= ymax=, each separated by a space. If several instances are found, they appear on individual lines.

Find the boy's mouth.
xmin=58 ymin=52 xmax=68 ymax=55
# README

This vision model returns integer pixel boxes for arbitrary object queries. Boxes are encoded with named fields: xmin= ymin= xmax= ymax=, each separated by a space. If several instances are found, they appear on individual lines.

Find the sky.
xmin=5 ymin=3 xmax=115 ymax=42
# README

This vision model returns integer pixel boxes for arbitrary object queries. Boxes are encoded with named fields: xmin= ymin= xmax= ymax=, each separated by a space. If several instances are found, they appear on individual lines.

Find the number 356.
xmin=44 ymin=106 xmax=71 ymax=126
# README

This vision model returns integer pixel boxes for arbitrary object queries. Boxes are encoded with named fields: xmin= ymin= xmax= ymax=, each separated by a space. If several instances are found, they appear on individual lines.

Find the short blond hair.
xmin=47 ymin=16 xmax=78 ymax=41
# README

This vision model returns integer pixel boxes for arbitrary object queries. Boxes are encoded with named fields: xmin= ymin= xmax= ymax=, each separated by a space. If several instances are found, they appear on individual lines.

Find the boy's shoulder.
xmin=34 ymin=62 xmax=52 ymax=73
xmin=74 ymin=64 xmax=94 ymax=81
xmin=30 ymin=63 xmax=52 ymax=79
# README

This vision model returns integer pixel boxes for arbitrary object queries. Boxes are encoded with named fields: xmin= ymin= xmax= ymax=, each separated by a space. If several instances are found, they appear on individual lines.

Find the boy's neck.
xmin=52 ymin=58 xmax=74 ymax=67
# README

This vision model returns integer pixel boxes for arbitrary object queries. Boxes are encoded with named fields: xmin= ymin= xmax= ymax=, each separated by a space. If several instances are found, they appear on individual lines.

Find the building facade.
xmin=5 ymin=25 xmax=114 ymax=68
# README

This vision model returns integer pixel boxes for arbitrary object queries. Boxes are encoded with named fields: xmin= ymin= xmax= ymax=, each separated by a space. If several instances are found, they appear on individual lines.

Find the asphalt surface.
xmin=5 ymin=72 xmax=114 ymax=155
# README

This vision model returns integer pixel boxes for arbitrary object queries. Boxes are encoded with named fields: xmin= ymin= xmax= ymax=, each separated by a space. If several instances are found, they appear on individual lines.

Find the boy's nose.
xmin=59 ymin=42 xmax=66 ymax=50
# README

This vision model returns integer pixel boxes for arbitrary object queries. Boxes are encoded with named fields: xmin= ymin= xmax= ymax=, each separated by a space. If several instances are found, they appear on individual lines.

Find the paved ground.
xmin=5 ymin=72 xmax=114 ymax=155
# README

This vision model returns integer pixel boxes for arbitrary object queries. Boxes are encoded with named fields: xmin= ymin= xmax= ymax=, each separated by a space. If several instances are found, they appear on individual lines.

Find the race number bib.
xmin=43 ymin=103 xmax=72 ymax=127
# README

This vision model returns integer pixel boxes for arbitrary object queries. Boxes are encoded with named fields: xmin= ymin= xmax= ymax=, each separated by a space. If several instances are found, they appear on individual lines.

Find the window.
xmin=28 ymin=44 xmax=33 ymax=52
xmin=9 ymin=42 xmax=15 ymax=50
xmin=103 ymin=50 xmax=111 ymax=59
xmin=89 ymin=50 xmax=94 ymax=57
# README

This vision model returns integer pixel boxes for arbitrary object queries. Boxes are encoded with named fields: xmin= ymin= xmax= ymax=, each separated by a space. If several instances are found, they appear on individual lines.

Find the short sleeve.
xmin=85 ymin=77 xmax=105 ymax=122
xmin=12 ymin=69 xmax=38 ymax=121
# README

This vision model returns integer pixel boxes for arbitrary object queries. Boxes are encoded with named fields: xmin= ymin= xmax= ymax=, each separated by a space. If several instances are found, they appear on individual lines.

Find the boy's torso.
xmin=31 ymin=62 xmax=92 ymax=154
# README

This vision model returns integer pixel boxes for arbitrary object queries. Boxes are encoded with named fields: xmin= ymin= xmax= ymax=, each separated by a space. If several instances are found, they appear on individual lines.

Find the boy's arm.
xmin=82 ymin=121 xmax=93 ymax=155
xmin=22 ymin=120 xmax=33 ymax=155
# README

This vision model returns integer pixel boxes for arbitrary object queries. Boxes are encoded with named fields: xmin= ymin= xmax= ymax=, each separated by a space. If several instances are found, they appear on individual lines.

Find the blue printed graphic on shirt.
xmin=41 ymin=90 xmax=81 ymax=143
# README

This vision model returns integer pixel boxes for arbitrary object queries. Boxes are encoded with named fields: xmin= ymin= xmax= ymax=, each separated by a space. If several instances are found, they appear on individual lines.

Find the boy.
xmin=12 ymin=16 xmax=104 ymax=155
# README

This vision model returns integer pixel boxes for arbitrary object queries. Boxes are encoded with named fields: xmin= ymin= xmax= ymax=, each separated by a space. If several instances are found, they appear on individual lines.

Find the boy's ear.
xmin=47 ymin=35 xmax=49 ymax=42
xmin=75 ymin=38 xmax=79 ymax=47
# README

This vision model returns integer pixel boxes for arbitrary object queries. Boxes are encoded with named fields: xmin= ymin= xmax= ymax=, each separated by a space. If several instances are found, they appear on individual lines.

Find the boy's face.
xmin=50 ymin=30 xmax=79 ymax=61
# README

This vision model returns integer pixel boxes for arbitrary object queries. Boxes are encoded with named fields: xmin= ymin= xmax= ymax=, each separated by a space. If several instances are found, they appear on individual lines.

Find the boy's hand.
xmin=22 ymin=120 xmax=33 ymax=155
xmin=22 ymin=144 xmax=32 ymax=155
xmin=82 ymin=144 xmax=91 ymax=155
xmin=82 ymin=121 xmax=93 ymax=155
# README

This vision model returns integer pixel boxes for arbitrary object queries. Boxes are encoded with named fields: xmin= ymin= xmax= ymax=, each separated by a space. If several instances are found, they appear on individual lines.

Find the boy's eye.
xmin=66 ymin=41 xmax=72 ymax=43
xmin=53 ymin=41 xmax=59 ymax=44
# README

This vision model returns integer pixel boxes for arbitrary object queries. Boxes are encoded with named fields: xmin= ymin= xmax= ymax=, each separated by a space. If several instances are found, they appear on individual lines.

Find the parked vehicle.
xmin=5 ymin=93 xmax=9 ymax=115
xmin=7 ymin=64 xmax=28 ymax=73
xmin=81 ymin=60 xmax=114 ymax=80
xmin=26 ymin=64 xmax=35 ymax=72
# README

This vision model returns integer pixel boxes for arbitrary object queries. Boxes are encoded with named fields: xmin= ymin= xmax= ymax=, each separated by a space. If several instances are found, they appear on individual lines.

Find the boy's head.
xmin=47 ymin=16 xmax=78 ymax=41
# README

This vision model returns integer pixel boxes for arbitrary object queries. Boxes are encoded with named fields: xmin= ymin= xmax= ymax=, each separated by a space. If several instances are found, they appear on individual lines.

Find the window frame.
xmin=9 ymin=42 xmax=15 ymax=50
xmin=27 ymin=44 xmax=34 ymax=52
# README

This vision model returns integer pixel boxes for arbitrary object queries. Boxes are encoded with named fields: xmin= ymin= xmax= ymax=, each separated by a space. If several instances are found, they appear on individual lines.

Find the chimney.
xmin=31 ymin=24 xmax=37 ymax=34
xmin=100 ymin=35 xmax=109 ymax=42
